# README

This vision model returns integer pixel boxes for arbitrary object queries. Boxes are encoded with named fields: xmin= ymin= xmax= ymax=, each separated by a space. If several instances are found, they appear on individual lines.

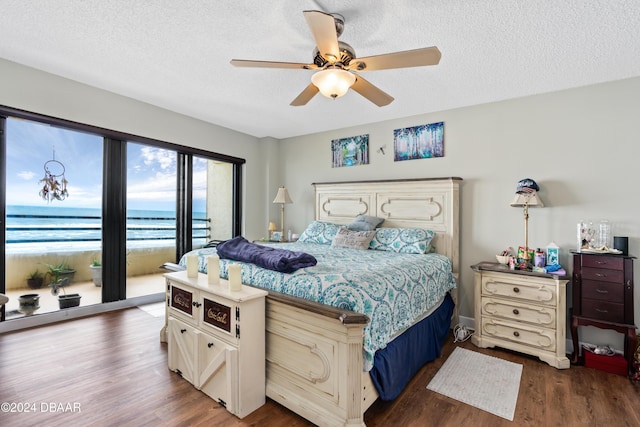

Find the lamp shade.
xmin=510 ymin=192 xmax=544 ymax=207
xmin=268 ymin=221 xmax=277 ymax=232
xmin=311 ymin=68 xmax=356 ymax=99
xmin=273 ymin=187 xmax=293 ymax=204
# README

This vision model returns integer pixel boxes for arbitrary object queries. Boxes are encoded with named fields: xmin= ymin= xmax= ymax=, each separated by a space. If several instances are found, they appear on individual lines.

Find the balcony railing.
xmin=6 ymin=213 xmax=210 ymax=244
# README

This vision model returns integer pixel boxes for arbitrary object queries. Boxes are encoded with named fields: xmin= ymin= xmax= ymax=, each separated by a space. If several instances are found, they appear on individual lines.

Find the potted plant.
xmin=89 ymin=259 xmax=102 ymax=287
xmin=26 ymin=270 xmax=44 ymax=289
xmin=17 ymin=293 xmax=40 ymax=315
xmin=45 ymin=261 xmax=76 ymax=284
xmin=46 ymin=261 xmax=80 ymax=309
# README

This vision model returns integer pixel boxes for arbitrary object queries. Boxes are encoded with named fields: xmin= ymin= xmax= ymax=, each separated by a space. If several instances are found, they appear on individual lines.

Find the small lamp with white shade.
xmin=273 ymin=187 xmax=293 ymax=242
xmin=510 ymin=178 xmax=544 ymax=265
xmin=268 ymin=221 xmax=277 ymax=241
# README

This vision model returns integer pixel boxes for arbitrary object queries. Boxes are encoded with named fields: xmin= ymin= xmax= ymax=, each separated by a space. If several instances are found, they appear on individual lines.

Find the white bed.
xmin=162 ymin=177 xmax=461 ymax=426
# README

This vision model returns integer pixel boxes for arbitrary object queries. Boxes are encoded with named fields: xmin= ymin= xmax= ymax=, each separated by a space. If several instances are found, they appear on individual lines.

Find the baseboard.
xmin=457 ymin=314 xmax=475 ymax=331
xmin=0 ymin=293 xmax=164 ymax=333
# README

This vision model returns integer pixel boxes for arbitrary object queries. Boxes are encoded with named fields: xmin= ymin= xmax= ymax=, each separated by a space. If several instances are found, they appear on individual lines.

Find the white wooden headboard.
xmin=313 ymin=177 xmax=462 ymax=277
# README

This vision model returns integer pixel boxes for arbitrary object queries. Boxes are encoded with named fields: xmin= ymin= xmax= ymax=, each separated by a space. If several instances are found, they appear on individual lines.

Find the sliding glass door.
xmin=3 ymin=117 xmax=104 ymax=318
xmin=1 ymin=106 xmax=245 ymax=323
xmin=193 ymin=156 xmax=234 ymax=247
xmin=125 ymin=143 xmax=177 ymax=299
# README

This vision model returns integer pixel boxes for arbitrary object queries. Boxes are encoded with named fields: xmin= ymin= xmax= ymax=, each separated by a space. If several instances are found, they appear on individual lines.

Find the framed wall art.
xmin=393 ymin=121 xmax=444 ymax=162
xmin=331 ymin=134 xmax=369 ymax=168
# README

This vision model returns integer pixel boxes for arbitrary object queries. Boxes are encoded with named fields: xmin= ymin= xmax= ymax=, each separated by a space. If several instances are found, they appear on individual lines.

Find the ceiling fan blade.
xmin=303 ymin=10 xmax=340 ymax=62
xmin=230 ymin=59 xmax=318 ymax=70
xmin=346 ymin=46 xmax=441 ymax=72
xmin=351 ymin=75 xmax=394 ymax=107
xmin=290 ymin=84 xmax=319 ymax=106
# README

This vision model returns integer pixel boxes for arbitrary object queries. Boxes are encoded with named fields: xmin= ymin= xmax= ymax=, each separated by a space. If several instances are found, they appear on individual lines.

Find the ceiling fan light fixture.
xmin=311 ymin=67 xmax=356 ymax=99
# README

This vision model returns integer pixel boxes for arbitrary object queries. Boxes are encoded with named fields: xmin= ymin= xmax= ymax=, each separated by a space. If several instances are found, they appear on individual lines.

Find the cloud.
xmin=17 ymin=171 xmax=36 ymax=180
xmin=140 ymin=146 xmax=175 ymax=170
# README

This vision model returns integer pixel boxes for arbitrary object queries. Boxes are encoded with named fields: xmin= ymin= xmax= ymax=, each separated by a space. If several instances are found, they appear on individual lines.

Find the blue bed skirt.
xmin=369 ymin=292 xmax=454 ymax=400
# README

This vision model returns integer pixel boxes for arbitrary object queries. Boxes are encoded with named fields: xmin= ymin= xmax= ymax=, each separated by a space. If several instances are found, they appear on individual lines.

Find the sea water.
xmin=6 ymin=205 xmax=206 ymax=253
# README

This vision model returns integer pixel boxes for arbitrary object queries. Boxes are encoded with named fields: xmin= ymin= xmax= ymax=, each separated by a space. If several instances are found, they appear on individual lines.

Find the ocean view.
xmin=6 ymin=205 xmax=207 ymax=253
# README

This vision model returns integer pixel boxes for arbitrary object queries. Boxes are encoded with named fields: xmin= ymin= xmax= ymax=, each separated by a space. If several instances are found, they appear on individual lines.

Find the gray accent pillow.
xmin=347 ymin=215 xmax=385 ymax=231
xmin=331 ymin=228 xmax=376 ymax=250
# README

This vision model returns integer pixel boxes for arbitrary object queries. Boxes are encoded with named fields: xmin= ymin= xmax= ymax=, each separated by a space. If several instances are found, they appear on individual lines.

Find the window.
xmin=0 ymin=107 xmax=244 ymax=321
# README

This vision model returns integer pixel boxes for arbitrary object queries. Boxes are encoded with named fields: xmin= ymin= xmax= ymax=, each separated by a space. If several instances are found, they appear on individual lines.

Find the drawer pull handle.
xmin=180 ymin=328 xmax=187 ymax=334
xmin=595 ymin=273 xmax=606 ymax=277
xmin=513 ymin=309 xmax=520 ymax=315
xmin=595 ymin=289 xmax=609 ymax=294
xmin=596 ymin=308 xmax=609 ymax=313
xmin=513 ymin=287 xmax=520 ymax=293
xmin=513 ymin=331 xmax=520 ymax=337
xmin=208 ymin=342 xmax=214 ymax=348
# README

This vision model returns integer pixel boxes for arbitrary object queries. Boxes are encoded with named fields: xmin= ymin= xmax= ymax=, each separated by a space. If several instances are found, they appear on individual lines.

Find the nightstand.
xmin=165 ymin=270 xmax=268 ymax=418
xmin=570 ymin=251 xmax=637 ymax=376
xmin=471 ymin=262 xmax=570 ymax=369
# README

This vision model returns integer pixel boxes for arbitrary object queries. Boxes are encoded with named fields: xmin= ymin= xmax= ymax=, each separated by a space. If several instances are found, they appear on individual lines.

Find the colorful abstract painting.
xmin=331 ymin=134 xmax=369 ymax=168
xmin=393 ymin=122 xmax=444 ymax=161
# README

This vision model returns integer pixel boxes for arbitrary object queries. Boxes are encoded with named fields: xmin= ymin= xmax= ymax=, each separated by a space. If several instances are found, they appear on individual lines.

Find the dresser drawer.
xmin=582 ymin=280 xmax=624 ymax=303
xmin=481 ymin=274 xmax=556 ymax=306
xmin=482 ymin=297 xmax=556 ymax=328
xmin=582 ymin=267 xmax=624 ymax=283
xmin=581 ymin=254 xmax=624 ymax=271
xmin=582 ymin=298 xmax=624 ymax=323
xmin=481 ymin=317 xmax=556 ymax=351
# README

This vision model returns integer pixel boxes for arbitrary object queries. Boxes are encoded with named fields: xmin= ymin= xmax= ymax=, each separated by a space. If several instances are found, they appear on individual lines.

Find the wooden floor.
xmin=1 ymin=307 xmax=639 ymax=427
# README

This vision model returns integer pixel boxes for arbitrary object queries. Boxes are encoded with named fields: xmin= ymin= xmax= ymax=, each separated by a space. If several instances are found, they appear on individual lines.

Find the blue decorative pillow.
xmin=347 ymin=215 xmax=385 ymax=231
xmin=298 ymin=221 xmax=344 ymax=245
xmin=369 ymin=228 xmax=436 ymax=254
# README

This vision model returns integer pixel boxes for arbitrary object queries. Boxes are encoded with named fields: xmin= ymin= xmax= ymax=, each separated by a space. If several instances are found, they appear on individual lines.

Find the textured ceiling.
xmin=0 ymin=1 xmax=639 ymax=139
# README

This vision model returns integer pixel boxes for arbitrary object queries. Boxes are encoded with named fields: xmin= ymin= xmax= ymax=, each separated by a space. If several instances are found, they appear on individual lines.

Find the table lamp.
xmin=272 ymin=186 xmax=293 ymax=242
xmin=510 ymin=178 xmax=544 ymax=264
xmin=268 ymin=221 xmax=277 ymax=241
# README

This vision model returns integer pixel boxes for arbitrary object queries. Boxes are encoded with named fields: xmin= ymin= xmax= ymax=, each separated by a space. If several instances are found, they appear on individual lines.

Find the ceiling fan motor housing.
xmin=313 ymin=41 xmax=355 ymax=69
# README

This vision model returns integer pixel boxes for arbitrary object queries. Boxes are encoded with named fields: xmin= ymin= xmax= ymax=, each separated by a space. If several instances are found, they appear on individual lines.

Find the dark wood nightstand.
xmin=570 ymin=251 xmax=637 ymax=377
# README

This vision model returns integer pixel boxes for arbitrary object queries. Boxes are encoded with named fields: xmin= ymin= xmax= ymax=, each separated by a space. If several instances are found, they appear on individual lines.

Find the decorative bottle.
xmin=577 ymin=220 xmax=585 ymax=250
xmin=599 ymin=220 xmax=612 ymax=248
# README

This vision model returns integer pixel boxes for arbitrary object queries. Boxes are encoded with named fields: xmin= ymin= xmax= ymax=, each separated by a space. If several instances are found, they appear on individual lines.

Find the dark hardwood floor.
xmin=1 ymin=307 xmax=639 ymax=426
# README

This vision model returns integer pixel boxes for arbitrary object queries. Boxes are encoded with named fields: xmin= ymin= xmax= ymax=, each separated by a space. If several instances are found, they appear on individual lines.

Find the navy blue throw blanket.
xmin=216 ymin=236 xmax=317 ymax=273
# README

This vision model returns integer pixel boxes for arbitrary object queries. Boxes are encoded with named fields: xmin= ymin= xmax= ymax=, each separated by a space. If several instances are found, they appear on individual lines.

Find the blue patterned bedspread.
xmin=180 ymin=241 xmax=456 ymax=371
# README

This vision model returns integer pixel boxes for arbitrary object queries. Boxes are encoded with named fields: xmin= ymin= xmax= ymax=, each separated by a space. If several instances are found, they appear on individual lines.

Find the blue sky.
xmin=6 ymin=118 xmax=206 ymax=212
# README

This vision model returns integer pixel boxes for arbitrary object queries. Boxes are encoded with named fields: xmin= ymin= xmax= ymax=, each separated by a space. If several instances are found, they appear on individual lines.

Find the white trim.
xmin=0 ymin=293 xmax=164 ymax=333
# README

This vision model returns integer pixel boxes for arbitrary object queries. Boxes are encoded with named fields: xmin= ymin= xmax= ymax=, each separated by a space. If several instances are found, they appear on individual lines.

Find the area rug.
xmin=427 ymin=347 xmax=522 ymax=421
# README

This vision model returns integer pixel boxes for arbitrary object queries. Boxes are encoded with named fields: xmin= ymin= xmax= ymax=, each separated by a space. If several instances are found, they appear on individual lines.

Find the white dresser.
xmin=164 ymin=270 xmax=268 ymax=418
xmin=471 ymin=263 xmax=570 ymax=369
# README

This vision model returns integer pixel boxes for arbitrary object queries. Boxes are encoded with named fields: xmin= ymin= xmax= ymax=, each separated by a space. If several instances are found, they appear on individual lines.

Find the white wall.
xmin=279 ymin=76 xmax=640 ymax=350
xmin=0 ymin=58 xmax=266 ymax=240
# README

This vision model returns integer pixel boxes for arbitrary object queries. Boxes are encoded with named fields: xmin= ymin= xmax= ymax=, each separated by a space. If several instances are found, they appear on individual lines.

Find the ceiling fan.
xmin=230 ymin=10 xmax=441 ymax=107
